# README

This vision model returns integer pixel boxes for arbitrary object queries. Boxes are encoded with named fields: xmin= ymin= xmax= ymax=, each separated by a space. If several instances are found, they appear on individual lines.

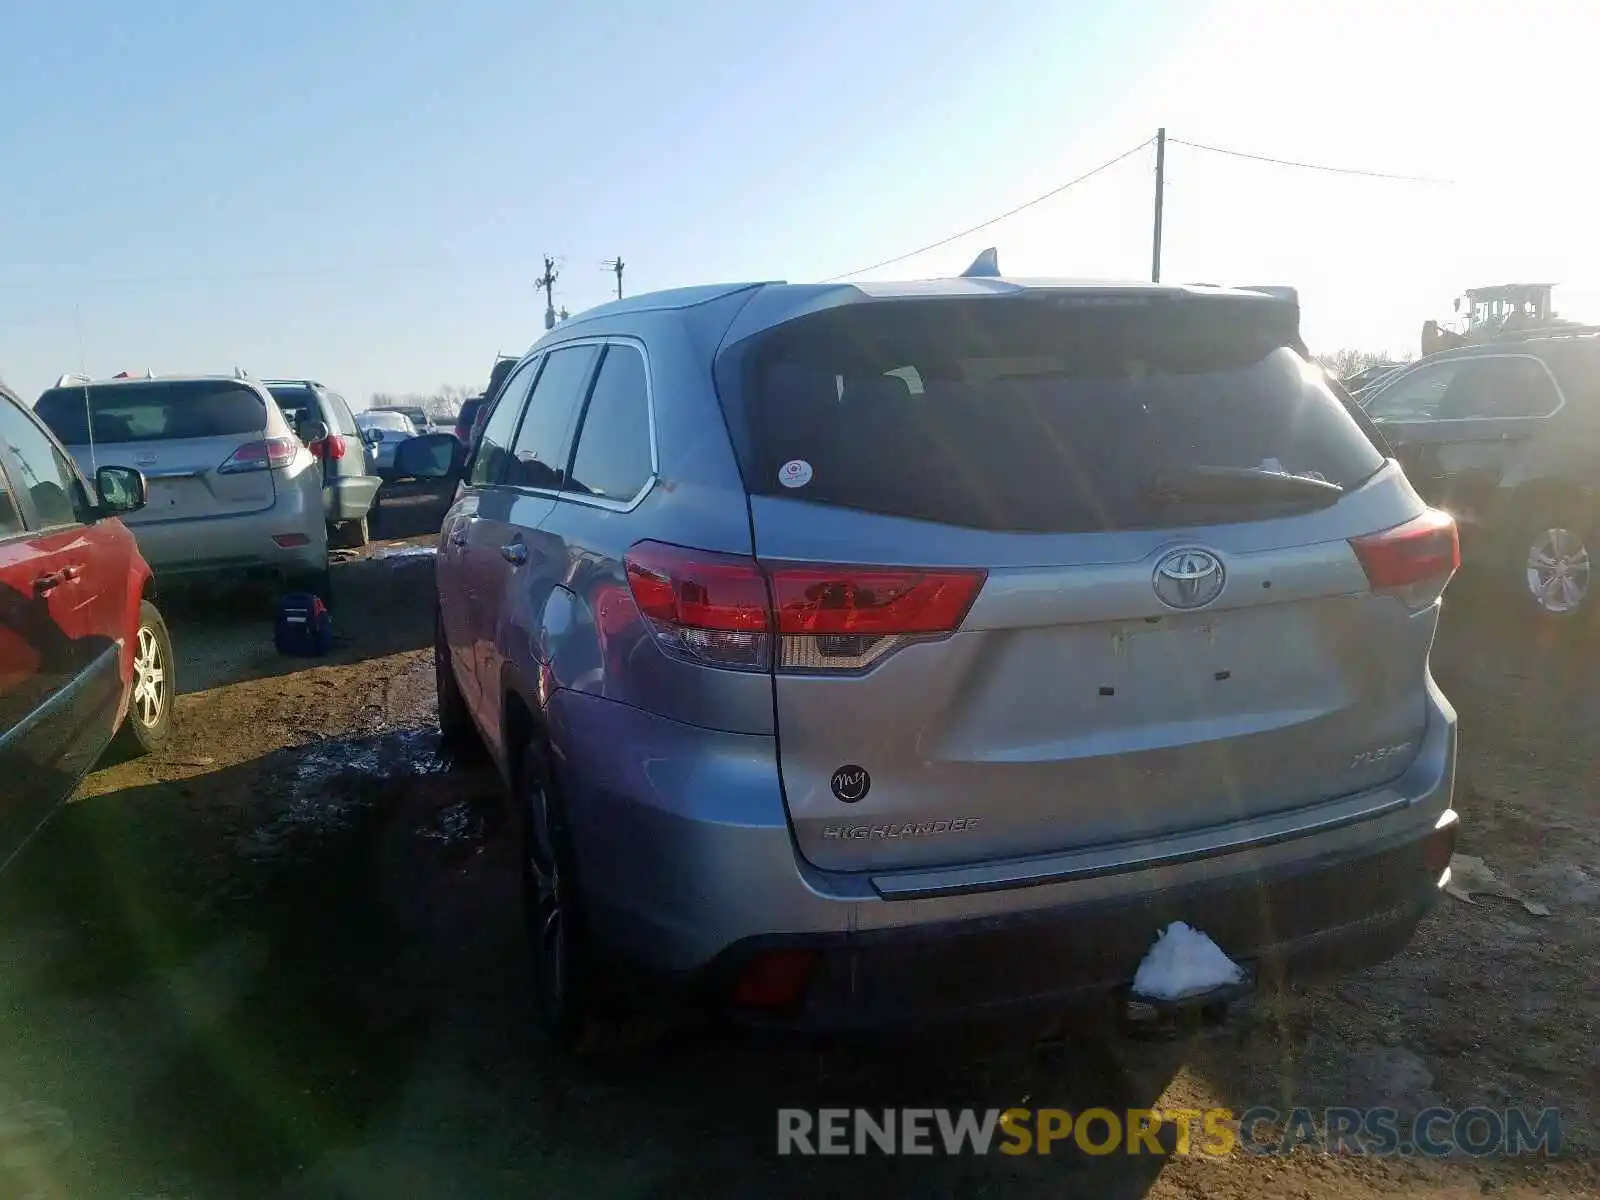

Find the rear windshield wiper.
xmin=1140 ymin=465 xmax=1345 ymax=509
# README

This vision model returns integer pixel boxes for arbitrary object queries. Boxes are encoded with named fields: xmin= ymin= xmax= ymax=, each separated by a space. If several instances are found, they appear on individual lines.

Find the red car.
xmin=0 ymin=383 xmax=174 ymax=871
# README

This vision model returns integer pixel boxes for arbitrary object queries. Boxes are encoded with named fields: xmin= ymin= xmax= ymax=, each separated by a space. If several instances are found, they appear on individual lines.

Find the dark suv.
xmin=1361 ymin=331 xmax=1600 ymax=618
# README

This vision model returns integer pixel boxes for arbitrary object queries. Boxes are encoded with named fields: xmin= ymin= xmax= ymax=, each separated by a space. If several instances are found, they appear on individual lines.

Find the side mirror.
xmin=393 ymin=432 xmax=463 ymax=481
xmin=361 ymin=426 xmax=385 ymax=447
xmin=96 ymin=465 xmax=148 ymax=516
xmin=298 ymin=419 xmax=331 ymax=445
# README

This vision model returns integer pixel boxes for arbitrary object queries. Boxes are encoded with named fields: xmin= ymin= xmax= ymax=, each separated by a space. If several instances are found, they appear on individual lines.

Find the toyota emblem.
xmin=1152 ymin=548 xmax=1225 ymax=610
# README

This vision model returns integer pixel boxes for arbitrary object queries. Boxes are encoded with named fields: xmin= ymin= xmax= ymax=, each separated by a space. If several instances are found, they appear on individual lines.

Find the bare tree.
xmin=1317 ymin=348 xmax=1412 ymax=379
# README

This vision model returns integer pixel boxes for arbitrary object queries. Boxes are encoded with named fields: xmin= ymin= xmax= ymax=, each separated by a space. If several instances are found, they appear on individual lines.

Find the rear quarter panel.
xmin=529 ymin=313 xmax=774 ymax=736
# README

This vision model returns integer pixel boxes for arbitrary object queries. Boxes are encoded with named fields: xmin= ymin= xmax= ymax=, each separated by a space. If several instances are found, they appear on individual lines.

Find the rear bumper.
xmin=127 ymin=487 xmax=326 ymax=578
xmin=703 ymin=821 xmax=1447 ymax=1031
xmin=551 ymin=673 xmax=1457 ymax=1031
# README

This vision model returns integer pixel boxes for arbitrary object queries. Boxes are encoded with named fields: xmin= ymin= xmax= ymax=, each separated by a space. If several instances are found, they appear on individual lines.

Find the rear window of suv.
xmin=716 ymin=296 xmax=1385 ymax=533
xmin=35 ymin=381 xmax=268 ymax=445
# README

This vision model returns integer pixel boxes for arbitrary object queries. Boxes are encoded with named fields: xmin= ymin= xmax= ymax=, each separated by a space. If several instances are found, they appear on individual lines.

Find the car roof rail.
xmin=53 ymin=372 xmax=92 ymax=388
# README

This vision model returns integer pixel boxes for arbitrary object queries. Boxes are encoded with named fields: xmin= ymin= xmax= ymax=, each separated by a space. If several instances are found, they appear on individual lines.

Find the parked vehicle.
xmin=354 ymin=409 xmax=417 ymax=479
xmin=403 ymin=275 xmax=1461 ymax=1045
xmin=1360 ymin=330 xmax=1600 ymax=618
xmin=1341 ymin=362 xmax=1404 ymax=393
xmin=35 ymin=374 xmax=333 ymax=597
xmin=263 ymin=380 xmax=383 ymax=549
xmin=369 ymin=404 xmax=436 ymax=434
xmin=0 ymin=381 xmax=174 ymax=874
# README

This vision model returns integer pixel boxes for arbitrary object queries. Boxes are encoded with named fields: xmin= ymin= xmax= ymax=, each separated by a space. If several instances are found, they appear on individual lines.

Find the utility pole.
xmin=1151 ymin=127 xmax=1166 ymax=283
xmin=536 ymin=255 xmax=560 ymax=330
xmin=602 ymin=257 xmax=625 ymax=300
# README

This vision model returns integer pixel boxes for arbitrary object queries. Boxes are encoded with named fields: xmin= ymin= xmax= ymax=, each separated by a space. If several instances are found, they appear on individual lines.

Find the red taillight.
xmin=730 ymin=949 xmax=816 ymax=1009
xmin=309 ymin=435 xmax=347 ymax=461
xmin=218 ymin=436 xmax=297 ymax=474
xmin=621 ymin=541 xmax=986 ymax=673
xmin=623 ymin=542 xmax=772 ymax=670
xmin=273 ymin=533 xmax=310 ymax=548
xmin=1350 ymin=509 xmax=1459 ymax=611
xmin=768 ymin=566 xmax=986 ymax=636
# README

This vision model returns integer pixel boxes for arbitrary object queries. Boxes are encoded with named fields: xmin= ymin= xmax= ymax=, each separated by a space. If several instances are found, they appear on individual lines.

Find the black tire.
xmin=117 ymin=600 xmax=175 ymax=755
xmin=1514 ymin=511 xmax=1595 ymax=621
xmin=434 ymin=610 xmax=480 ymax=755
xmin=515 ymin=736 xmax=601 ymax=1050
xmin=328 ymin=515 xmax=369 ymax=550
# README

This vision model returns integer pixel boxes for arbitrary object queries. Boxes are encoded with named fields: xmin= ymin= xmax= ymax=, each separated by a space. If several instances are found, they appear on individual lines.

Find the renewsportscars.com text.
xmin=777 ymin=1106 xmax=1562 ymax=1158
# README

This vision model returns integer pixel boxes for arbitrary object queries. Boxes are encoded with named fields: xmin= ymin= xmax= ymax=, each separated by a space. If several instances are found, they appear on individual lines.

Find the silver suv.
xmin=408 ymin=276 xmax=1462 ymax=1043
xmin=264 ymin=380 xmax=382 ymax=549
xmin=36 ymin=373 xmax=331 ymax=594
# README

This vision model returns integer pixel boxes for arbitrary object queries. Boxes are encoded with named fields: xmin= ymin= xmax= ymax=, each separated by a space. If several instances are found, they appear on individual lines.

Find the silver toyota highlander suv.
xmin=406 ymin=274 xmax=1462 ymax=1045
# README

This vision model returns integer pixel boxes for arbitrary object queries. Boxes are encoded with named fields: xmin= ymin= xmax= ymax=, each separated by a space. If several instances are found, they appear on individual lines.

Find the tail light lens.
xmin=624 ymin=543 xmax=773 ymax=670
xmin=622 ymin=541 xmax=986 ymax=673
xmin=218 ymin=436 xmax=297 ymax=474
xmin=769 ymin=563 xmax=986 ymax=671
xmin=309 ymin=434 xmax=347 ymax=461
xmin=1350 ymin=508 xmax=1459 ymax=611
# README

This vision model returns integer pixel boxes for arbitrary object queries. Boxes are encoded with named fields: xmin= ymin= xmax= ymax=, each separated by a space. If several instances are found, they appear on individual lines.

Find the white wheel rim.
xmin=1526 ymin=528 xmax=1591 ymax=614
xmin=132 ymin=625 xmax=166 ymax=727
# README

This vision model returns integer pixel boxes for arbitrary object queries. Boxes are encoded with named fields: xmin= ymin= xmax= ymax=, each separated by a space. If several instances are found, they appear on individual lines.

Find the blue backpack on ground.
xmin=275 ymin=591 xmax=334 ymax=656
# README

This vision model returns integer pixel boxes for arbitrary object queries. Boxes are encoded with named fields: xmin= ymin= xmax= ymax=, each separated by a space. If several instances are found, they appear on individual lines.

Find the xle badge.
xmin=830 ymin=765 xmax=870 ymax=804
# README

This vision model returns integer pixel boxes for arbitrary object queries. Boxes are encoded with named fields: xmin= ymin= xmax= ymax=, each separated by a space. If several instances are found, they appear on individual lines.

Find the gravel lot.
xmin=0 ymin=493 xmax=1593 ymax=1198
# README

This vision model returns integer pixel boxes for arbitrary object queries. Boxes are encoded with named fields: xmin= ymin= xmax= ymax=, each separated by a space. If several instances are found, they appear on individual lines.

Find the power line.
xmin=820 ymin=136 xmax=1156 ymax=282
xmin=1168 ymin=137 xmax=1453 ymax=184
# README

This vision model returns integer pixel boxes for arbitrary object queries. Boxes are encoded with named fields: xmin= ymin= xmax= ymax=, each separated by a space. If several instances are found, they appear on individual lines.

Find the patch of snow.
xmin=1444 ymin=854 xmax=1551 ymax=916
xmin=1131 ymin=921 xmax=1244 ymax=1001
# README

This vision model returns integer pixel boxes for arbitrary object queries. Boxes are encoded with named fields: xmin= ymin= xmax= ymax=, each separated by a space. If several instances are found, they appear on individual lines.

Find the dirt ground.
xmin=0 ymin=492 xmax=1594 ymax=1198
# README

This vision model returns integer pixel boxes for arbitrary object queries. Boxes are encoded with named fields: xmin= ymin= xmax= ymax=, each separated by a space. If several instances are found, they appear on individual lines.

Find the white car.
xmin=355 ymin=409 xmax=418 ymax=477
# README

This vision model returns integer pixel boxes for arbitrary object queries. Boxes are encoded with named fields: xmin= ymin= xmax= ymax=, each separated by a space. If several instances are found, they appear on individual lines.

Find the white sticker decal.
xmin=778 ymin=459 xmax=813 ymax=489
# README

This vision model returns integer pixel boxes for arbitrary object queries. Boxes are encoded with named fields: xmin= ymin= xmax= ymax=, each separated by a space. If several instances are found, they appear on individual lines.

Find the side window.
xmin=566 ymin=344 xmax=653 ymax=502
xmin=506 ymin=345 xmax=601 ymax=491
xmin=1364 ymin=362 xmax=1460 ymax=421
xmin=0 ymin=450 xmax=22 ymax=538
xmin=469 ymin=358 xmax=541 ymax=487
xmin=0 ymin=396 xmax=83 ymax=529
xmin=325 ymin=392 xmax=360 ymax=437
xmin=1447 ymin=357 xmax=1561 ymax=419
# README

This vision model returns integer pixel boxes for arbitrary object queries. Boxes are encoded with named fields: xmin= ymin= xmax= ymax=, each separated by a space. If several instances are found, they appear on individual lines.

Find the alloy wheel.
xmin=132 ymin=625 xmax=166 ymax=727
xmin=524 ymin=771 xmax=567 ymax=1010
xmin=1526 ymin=527 xmax=1592 ymax=615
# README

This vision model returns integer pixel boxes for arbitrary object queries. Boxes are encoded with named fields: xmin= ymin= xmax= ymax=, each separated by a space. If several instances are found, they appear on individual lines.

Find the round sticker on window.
xmin=778 ymin=459 xmax=813 ymax=489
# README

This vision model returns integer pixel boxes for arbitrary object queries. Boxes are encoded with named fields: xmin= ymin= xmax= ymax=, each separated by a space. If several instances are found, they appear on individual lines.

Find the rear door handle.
xmin=501 ymin=543 xmax=529 ymax=566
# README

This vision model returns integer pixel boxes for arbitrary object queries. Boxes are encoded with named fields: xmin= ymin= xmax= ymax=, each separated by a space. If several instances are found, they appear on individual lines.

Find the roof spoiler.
xmin=54 ymin=372 xmax=91 ymax=388
xmin=1236 ymin=284 xmax=1302 ymax=348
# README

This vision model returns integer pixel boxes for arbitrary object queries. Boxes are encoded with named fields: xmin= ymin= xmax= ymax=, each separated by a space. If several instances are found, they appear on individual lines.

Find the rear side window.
xmin=717 ymin=298 xmax=1385 ymax=533
xmin=506 ymin=345 xmax=599 ymax=491
xmin=324 ymin=392 xmax=360 ymax=437
xmin=566 ymin=344 xmax=652 ymax=502
xmin=37 ymin=381 xmax=268 ymax=446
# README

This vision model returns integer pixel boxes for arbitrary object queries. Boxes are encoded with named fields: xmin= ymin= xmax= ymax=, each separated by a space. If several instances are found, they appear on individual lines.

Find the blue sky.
xmin=1 ymin=1 xmax=1592 ymax=404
